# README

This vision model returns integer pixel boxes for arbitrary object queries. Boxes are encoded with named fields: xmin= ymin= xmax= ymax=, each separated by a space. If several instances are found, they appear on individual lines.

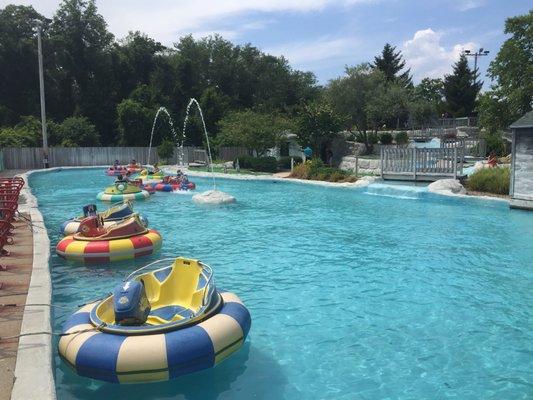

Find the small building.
xmin=509 ymin=111 xmax=533 ymax=210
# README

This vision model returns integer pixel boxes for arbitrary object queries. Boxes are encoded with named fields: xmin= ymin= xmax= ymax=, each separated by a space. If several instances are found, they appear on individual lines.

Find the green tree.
xmin=57 ymin=116 xmax=100 ymax=146
xmin=157 ymin=139 xmax=175 ymax=162
xmin=0 ymin=5 xmax=47 ymax=122
xmin=296 ymin=101 xmax=343 ymax=154
xmin=479 ymin=11 xmax=533 ymax=131
xmin=50 ymin=0 xmax=117 ymax=143
xmin=443 ymin=54 xmax=482 ymax=116
xmin=373 ymin=43 xmax=412 ymax=86
xmin=327 ymin=64 xmax=386 ymax=154
xmin=116 ymin=99 xmax=154 ymax=146
xmin=217 ymin=110 xmax=294 ymax=156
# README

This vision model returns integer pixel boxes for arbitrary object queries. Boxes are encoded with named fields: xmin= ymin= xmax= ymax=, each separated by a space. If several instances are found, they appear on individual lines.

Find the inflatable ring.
xmin=58 ymin=292 xmax=250 ymax=383
xmin=56 ymin=229 xmax=162 ymax=263
xmin=154 ymin=183 xmax=179 ymax=192
xmin=96 ymin=190 xmax=150 ymax=202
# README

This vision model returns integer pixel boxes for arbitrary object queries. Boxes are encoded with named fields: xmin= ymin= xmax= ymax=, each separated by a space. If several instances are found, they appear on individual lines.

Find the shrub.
xmin=157 ymin=139 xmax=175 ymax=162
xmin=233 ymin=156 xmax=277 ymax=172
xmin=395 ymin=131 xmax=409 ymax=145
xmin=277 ymin=156 xmax=303 ymax=170
xmin=379 ymin=132 xmax=393 ymax=145
xmin=289 ymin=158 xmax=356 ymax=182
xmin=58 ymin=116 xmax=100 ymax=147
xmin=234 ymin=155 xmax=255 ymax=169
xmin=466 ymin=167 xmax=510 ymax=195
xmin=484 ymin=131 xmax=507 ymax=156
xmin=251 ymin=156 xmax=277 ymax=172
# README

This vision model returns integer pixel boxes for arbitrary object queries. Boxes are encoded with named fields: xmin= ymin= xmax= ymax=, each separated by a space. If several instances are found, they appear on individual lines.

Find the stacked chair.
xmin=0 ymin=177 xmax=24 ymax=256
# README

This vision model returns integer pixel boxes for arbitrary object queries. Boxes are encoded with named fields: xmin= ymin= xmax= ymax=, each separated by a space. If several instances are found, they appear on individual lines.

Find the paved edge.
xmin=10 ymin=170 xmax=55 ymax=400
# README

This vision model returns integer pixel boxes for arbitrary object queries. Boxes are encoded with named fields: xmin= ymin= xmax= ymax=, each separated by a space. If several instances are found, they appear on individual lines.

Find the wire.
xmin=0 ymin=303 xmax=73 ymax=309
xmin=0 ymin=324 xmax=106 ymax=341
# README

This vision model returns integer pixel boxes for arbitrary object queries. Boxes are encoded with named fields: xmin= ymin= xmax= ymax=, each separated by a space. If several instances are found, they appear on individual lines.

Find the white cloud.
xmin=0 ymin=0 xmax=372 ymax=44
xmin=265 ymin=36 xmax=360 ymax=71
xmin=403 ymin=29 xmax=477 ymax=82
xmin=455 ymin=0 xmax=485 ymax=12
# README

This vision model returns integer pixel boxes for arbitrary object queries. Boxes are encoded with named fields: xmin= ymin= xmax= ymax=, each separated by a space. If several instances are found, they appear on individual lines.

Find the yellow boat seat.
xmin=140 ymin=257 xmax=208 ymax=325
xmin=94 ymin=257 xmax=211 ymax=327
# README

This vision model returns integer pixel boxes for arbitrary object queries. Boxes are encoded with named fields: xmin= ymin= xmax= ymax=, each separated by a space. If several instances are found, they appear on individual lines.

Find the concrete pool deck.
xmin=1 ymin=170 xmax=55 ymax=400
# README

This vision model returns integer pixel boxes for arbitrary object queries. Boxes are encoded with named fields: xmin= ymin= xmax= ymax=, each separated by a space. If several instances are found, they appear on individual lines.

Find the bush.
xmin=395 ymin=131 xmax=409 ymax=145
xmin=58 ymin=116 xmax=100 ymax=147
xmin=277 ymin=156 xmax=303 ymax=170
xmin=234 ymin=156 xmax=277 ymax=172
xmin=466 ymin=167 xmax=510 ymax=195
xmin=484 ymin=131 xmax=507 ymax=156
xmin=290 ymin=158 xmax=356 ymax=182
xmin=379 ymin=132 xmax=393 ymax=145
xmin=157 ymin=139 xmax=175 ymax=162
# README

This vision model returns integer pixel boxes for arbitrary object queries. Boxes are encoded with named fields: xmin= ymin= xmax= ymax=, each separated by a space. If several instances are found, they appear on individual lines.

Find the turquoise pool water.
xmin=30 ymin=169 xmax=533 ymax=400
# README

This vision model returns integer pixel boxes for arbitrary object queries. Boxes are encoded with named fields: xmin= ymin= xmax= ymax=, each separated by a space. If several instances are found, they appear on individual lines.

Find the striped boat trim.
xmin=58 ymin=292 xmax=251 ymax=383
xmin=55 ymin=229 xmax=162 ymax=263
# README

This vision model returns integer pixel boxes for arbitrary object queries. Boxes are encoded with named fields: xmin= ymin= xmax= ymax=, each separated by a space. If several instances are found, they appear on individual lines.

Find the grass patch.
xmin=466 ymin=167 xmax=510 ymax=195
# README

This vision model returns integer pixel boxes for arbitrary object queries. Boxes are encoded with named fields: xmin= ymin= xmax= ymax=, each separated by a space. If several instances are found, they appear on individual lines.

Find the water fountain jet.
xmin=182 ymin=98 xmax=236 ymax=204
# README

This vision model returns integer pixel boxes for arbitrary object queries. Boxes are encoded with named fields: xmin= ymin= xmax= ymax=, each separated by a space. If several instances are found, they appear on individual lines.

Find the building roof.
xmin=510 ymin=110 xmax=533 ymax=129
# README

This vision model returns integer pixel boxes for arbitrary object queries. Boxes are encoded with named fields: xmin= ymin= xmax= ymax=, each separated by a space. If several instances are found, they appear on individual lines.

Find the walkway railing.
xmin=380 ymin=147 xmax=462 ymax=180
xmin=441 ymin=137 xmax=486 ymax=159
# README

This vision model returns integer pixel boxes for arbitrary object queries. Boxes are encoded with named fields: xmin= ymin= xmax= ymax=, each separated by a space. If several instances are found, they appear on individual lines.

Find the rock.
xmin=428 ymin=179 xmax=466 ymax=195
xmin=351 ymin=176 xmax=379 ymax=187
xmin=192 ymin=190 xmax=236 ymax=205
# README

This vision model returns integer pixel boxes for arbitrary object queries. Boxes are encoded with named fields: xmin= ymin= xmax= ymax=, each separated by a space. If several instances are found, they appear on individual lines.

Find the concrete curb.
xmin=10 ymin=170 xmax=55 ymax=400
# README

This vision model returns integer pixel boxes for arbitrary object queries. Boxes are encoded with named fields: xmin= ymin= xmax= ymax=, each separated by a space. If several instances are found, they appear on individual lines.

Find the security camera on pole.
xmin=36 ymin=20 xmax=49 ymax=168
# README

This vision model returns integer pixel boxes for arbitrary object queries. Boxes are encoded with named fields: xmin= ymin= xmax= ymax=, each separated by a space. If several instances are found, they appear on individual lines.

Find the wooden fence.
xmin=381 ymin=147 xmax=462 ymax=181
xmin=407 ymin=128 xmax=457 ymax=140
xmin=218 ymin=146 xmax=251 ymax=161
xmin=441 ymin=137 xmax=486 ymax=159
xmin=0 ymin=146 xmax=220 ymax=169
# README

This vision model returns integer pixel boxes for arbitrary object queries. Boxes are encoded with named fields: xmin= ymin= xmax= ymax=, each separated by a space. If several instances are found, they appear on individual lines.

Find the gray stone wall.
xmin=513 ymin=129 xmax=533 ymax=200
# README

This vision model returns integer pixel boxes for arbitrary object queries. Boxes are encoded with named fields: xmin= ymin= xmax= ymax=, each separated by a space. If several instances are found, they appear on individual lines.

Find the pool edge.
xmin=10 ymin=169 xmax=65 ymax=400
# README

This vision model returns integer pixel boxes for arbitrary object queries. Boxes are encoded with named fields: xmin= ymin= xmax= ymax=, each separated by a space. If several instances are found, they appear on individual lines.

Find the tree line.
xmin=0 ymin=1 xmax=531 ymax=156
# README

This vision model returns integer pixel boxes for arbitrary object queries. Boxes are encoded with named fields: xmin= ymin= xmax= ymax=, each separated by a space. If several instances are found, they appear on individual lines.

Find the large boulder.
xmin=428 ymin=179 xmax=466 ymax=195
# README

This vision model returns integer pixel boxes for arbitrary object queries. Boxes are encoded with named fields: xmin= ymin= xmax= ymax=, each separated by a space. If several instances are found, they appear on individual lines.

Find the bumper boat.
xmin=56 ymin=215 xmax=162 ymax=263
xmin=60 ymin=202 xmax=148 ymax=236
xmin=151 ymin=179 xmax=196 ymax=192
xmin=126 ymin=163 xmax=142 ymax=174
xmin=97 ymin=181 xmax=150 ymax=202
xmin=106 ymin=166 xmax=128 ymax=176
xmin=58 ymin=257 xmax=251 ymax=383
xmin=133 ymin=169 xmax=165 ymax=184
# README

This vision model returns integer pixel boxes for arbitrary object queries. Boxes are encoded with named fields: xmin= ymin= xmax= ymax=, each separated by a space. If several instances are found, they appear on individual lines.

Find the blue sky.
xmin=2 ymin=0 xmax=531 ymax=87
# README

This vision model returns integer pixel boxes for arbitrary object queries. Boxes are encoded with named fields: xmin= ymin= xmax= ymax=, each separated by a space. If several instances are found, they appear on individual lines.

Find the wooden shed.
xmin=509 ymin=110 xmax=533 ymax=210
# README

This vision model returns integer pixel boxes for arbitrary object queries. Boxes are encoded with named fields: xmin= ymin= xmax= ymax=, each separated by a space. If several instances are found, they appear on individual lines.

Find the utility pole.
xmin=36 ymin=21 xmax=49 ymax=168
xmin=464 ymin=48 xmax=489 ymax=84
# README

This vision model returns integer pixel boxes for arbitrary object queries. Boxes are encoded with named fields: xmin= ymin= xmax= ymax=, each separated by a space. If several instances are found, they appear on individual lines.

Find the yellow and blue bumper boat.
xmin=58 ymin=257 xmax=251 ymax=383
xmin=96 ymin=181 xmax=150 ymax=202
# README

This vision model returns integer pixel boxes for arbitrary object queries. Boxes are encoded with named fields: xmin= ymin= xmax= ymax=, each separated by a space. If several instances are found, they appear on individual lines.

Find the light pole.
xmin=464 ymin=48 xmax=490 ymax=81
xmin=36 ymin=20 xmax=49 ymax=168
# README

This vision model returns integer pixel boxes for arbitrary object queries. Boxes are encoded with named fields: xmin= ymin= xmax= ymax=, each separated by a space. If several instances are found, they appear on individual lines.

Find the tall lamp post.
xmin=464 ymin=48 xmax=489 ymax=82
xmin=36 ymin=20 xmax=49 ymax=168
